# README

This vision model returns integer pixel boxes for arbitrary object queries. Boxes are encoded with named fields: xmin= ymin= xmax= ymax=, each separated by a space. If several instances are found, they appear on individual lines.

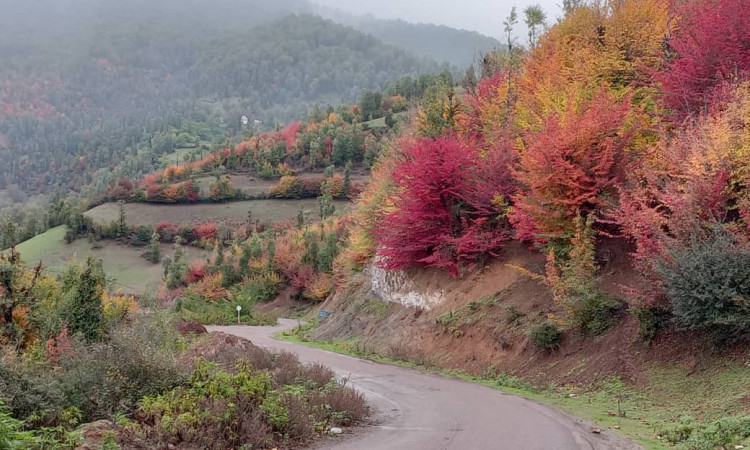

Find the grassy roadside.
xmin=277 ymin=322 xmax=750 ymax=450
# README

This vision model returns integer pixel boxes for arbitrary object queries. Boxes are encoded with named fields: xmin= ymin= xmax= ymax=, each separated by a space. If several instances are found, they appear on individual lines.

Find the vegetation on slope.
xmin=0 ymin=251 xmax=368 ymax=448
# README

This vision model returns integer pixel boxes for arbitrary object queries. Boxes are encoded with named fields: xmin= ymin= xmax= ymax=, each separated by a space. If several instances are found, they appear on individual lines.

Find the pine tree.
xmin=318 ymin=192 xmax=335 ymax=219
xmin=167 ymin=237 xmax=187 ymax=289
xmin=62 ymin=257 xmax=104 ymax=342
xmin=144 ymin=231 xmax=160 ymax=264
xmin=116 ymin=200 xmax=127 ymax=238
xmin=265 ymin=233 xmax=276 ymax=272
xmin=343 ymin=161 xmax=352 ymax=197
xmin=317 ymin=231 xmax=339 ymax=273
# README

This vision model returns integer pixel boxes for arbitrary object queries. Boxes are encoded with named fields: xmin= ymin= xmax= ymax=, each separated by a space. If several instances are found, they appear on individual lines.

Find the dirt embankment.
xmin=311 ymin=239 xmax=743 ymax=388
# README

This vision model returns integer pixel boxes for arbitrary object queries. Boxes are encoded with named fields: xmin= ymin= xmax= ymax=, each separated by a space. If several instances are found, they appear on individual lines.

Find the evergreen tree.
xmin=297 ymin=207 xmax=307 ymax=229
xmin=144 ymin=231 xmax=160 ymax=264
xmin=167 ymin=237 xmax=187 ymax=289
xmin=62 ymin=257 xmax=105 ymax=342
xmin=265 ymin=233 xmax=276 ymax=272
xmin=318 ymin=192 xmax=335 ymax=219
xmin=117 ymin=200 xmax=128 ymax=238
xmin=317 ymin=231 xmax=339 ymax=273
xmin=302 ymin=231 xmax=320 ymax=267
xmin=249 ymin=233 xmax=263 ymax=259
xmin=238 ymin=243 xmax=251 ymax=277
xmin=343 ymin=161 xmax=352 ymax=197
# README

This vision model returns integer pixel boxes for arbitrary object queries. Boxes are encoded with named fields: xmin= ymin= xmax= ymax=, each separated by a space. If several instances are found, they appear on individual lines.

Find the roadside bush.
xmin=529 ymin=321 xmax=561 ymax=351
xmin=0 ymin=314 xmax=185 ymax=428
xmin=56 ymin=314 xmax=185 ymax=423
xmin=246 ymin=272 xmax=282 ymax=303
xmin=545 ymin=216 xmax=620 ymax=336
xmin=631 ymin=305 xmax=670 ymax=343
xmin=663 ymin=416 xmax=750 ymax=450
xmin=131 ymin=358 xmax=368 ymax=449
xmin=175 ymin=291 xmax=273 ymax=326
xmin=569 ymin=289 xmax=620 ymax=337
xmin=657 ymin=230 xmax=750 ymax=343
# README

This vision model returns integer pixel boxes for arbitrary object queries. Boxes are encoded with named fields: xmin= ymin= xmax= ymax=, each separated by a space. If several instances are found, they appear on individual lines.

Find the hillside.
xmin=0 ymin=1 xmax=444 ymax=195
xmin=3 ymin=0 xmax=750 ymax=448
xmin=316 ymin=6 xmax=501 ymax=68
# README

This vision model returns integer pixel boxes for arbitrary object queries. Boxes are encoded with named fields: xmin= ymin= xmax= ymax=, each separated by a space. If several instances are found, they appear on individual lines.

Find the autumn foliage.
xmin=655 ymin=0 xmax=750 ymax=118
xmin=375 ymin=136 xmax=514 ymax=274
xmin=511 ymin=90 xmax=634 ymax=243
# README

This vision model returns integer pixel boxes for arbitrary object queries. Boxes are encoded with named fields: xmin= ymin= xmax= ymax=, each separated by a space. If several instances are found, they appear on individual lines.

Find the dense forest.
xmin=317 ymin=8 xmax=502 ymax=68
xmin=0 ymin=0 xmax=448 ymax=195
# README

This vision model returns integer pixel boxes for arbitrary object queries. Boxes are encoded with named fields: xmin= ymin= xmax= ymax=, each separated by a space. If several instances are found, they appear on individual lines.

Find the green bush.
xmin=175 ymin=291 xmax=274 ymax=326
xmin=657 ymin=230 xmax=750 ymax=342
xmin=663 ymin=416 xmax=750 ymax=450
xmin=0 ymin=314 xmax=185 ymax=428
xmin=529 ymin=321 xmax=561 ymax=351
xmin=0 ymin=401 xmax=42 ymax=449
xmin=131 ymin=357 xmax=368 ymax=449
xmin=632 ymin=305 xmax=670 ymax=342
xmin=245 ymin=272 xmax=280 ymax=303
xmin=569 ymin=289 xmax=620 ymax=336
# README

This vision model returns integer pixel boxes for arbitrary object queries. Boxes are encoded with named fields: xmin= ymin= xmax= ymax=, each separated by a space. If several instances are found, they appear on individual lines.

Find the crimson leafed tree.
xmin=510 ymin=90 xmax=633 ymax=243
xmin=656 ymin=0 xmax=750 ymax=118
xmin=375 ymin=136 xmax=514 ymax=274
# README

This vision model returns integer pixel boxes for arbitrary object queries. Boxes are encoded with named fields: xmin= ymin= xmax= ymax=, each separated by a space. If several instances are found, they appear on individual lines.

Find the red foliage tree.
xmin=510 ymin=90 xmax=633 ymax=243
xmin=656 ymin=0 xmax=750 ymax=118
xmin=194 ymin=223 xmax=218 ymax=240
xmin=375 ymin=136 xmax=514 ymax=274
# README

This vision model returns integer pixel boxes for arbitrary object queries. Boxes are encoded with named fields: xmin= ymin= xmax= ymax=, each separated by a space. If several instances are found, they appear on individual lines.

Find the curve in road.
xmin=208 ymin=320 xmax=639 ymax=450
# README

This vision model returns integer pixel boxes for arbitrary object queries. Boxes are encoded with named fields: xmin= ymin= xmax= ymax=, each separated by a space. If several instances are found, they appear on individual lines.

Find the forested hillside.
xmin=0 ymin=0 xmax=444 ymax=195
xmin=317 ymin=7 xmax=502 ymax=68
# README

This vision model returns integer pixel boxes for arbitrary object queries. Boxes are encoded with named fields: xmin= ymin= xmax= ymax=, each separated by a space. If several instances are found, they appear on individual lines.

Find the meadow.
xmin=14 ymin=226 xmax=208 ymax=294
xmin=84 ymin=198 xmax=351 ymax=227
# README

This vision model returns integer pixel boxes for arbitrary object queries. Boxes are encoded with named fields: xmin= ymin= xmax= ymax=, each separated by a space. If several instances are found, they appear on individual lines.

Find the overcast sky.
xmin=312 ymin=0 xmax=564 ymax=39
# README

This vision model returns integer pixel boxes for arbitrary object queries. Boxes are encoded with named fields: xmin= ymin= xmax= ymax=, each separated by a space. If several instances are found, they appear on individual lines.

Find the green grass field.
xmin=363 ymin=111 xmax=408 ymax=128
xmin=159 ymin=147 xmax=196 ymax=167
xmin=14 ymin=226 xmax=208 ymax=294
xmin=194 ymin=175 xmax=276 ymax=197
xmin=84 ymin=199 xmax=350 ymax=227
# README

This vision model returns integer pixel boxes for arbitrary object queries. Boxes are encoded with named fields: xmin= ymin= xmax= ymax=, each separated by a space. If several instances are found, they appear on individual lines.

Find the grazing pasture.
xmin=14 ymin=226 xmax=208 ymax=294
xmin=84 ymin=199 xmax=351 ymax=227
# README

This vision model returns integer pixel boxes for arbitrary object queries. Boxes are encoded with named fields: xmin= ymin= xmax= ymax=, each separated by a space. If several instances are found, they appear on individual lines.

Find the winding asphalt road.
xmin=208 ymin=320 xmax=639 ymax=450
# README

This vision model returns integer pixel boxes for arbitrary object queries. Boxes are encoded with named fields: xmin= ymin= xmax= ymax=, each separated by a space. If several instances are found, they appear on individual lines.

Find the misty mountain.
xmin=0 ymin=1 xmax=445 ymax=193
xmin=315 ymin=6 xmax=501 ymax=68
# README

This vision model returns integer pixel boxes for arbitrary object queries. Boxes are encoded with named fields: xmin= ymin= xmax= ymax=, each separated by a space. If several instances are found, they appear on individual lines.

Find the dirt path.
xmin=208 ymin=320 xmax=640 ymax=450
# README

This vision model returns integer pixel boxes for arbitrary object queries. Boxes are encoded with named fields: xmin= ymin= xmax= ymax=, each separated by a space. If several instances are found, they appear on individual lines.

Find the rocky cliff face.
xmin=366 ymin=263 xmax=445 ymax=310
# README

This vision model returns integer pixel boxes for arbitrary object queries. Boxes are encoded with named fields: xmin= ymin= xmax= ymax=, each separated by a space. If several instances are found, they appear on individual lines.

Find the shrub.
xmin=631 ymin=305 xmax=670 ymax=342
xmin=375 ymin=136 xmax=514 ymax=274
xmin=269 ymin=175 xmax=303 ymax=198
xmin=544 ymin=215 xmax=620 ymax=336
xmin=131 ymin=356 xmax=368 ymax=449
xmin=511 ymin=89 xmax=632 ymax=243
xmin=655 ymin=0 xmax=750 ymax=118
xmin=657 ymin=230 xmax=750 ymax=343
xmin=193 ymin=223 xmax=218 ymax=241
xmin=56 ymin=314 xmax=186 ymax=421
xmin=155 ymin=222 xmax=178 ymax=242
xmin=569 ymin=289 xmax=620 ymax=337
xmin=663 ymin=416 xmax=750 ymax=450
xmin=246 ymin=272 xmax=281 ymax=303
xmin=1 ymin=314 xmax=184 ymax=428
xmin=529 ymin=321 xmax=561 ymax=351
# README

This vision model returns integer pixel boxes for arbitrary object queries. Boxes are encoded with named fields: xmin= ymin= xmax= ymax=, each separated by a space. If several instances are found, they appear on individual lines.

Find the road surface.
xmin=208 ymin=320 xmax=639 ymax=450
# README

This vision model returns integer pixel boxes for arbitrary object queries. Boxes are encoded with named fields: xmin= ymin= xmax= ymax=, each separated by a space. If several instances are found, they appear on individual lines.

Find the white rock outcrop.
xmin=367 ymin=264 xmax=445 ymax=310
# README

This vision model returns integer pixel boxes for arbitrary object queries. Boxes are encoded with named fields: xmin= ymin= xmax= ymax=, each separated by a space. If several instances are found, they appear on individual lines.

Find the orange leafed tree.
xmin=511 ymin=89 xmax=634 ymax=243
